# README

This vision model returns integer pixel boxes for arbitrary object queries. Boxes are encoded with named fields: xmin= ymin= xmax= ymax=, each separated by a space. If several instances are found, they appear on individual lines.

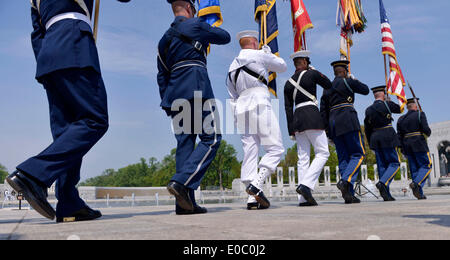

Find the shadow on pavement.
xmin=101 ymin=206 xmax=234 ymax=220
xmin=403 ymin=215 xmax=450 ymax=228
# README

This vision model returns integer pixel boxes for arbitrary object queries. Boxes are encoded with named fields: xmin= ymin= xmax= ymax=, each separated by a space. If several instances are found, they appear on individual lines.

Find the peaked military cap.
xmin=331 ymin=60 xmax=350 ymax=70
xmin=371 ymin=86 xmax=387 ymax=93
xmin=407 ymin=98 xmax=420 ymax=104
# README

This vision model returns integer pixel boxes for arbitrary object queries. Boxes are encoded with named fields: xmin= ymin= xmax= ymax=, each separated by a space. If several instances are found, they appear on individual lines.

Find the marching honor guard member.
xmin=320 ymin=60 xmax=370 ymax=204
xmin=227 ymin=31 xmax=287 ymax=210
xmin=7 ymin=0 xmax=131 ymax=223
xmin=158 ymin=0 xmax=230 ymax=214
xmin=364 ymin=86 xmax=402 ymax=202
xmin=397 ymin=98 xmax=432 ymax=200
xmin=284 ymin=51 xmax=332 ymax=207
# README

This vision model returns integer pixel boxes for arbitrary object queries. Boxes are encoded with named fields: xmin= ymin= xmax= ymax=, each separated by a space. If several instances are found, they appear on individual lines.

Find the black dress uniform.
xmin=364 ymin=86 xmax=402 ymax=201
xmin=284 ymin=69 xmax=332 ymax=135
xmin=320 ymin=61 xmax=369 ymax=202
xmin=158 ymin=0 xmax=231 ymax=213
xmin=397 ymin=98 xmax=432 ymax=199
xmin=7 ymin=0 xmax=130 ymax=222
xmin=284 ymin=61 xmax=332 ymax=207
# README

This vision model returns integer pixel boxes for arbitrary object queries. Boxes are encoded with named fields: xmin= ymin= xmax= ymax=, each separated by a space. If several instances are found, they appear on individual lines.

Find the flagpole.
xmin=384 ymin=54 xmax=389 ymax=87
xmin=93 ymin=0 xmax=101 ymax=42
xmin=263 ymin=10 xmax=268 ymax=46
xmin=347 ymin=40 xmax=351 ymax=73
xmin=407 ymin=81 xmax=423 ymax=112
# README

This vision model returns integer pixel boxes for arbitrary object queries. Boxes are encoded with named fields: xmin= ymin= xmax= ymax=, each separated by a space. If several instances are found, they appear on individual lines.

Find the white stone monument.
xmin=277 ymin=167 xmax=283 ymax=188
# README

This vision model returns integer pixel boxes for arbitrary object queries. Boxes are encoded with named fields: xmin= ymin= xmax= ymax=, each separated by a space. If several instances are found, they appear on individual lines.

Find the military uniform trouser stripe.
xmin=184 ymin=101 xmax=219 ymax=186
xmin=384 ymin=151 xmax=401 ymax=186
xmin=347 ymin=132 xmax=366 ymax=182
xmin=418 ymin=153 xmax=433 ymax=185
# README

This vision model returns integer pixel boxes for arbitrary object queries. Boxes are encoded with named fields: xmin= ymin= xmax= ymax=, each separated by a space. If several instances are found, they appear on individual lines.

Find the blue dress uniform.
xmin=157 ymin=1 xmax=230 ymax=211
xmin=397 ymin=98 xmax=432 ymax=199
xmin=320 ymin=61 xmax=370 ymax=202
xmin=364 ymin=86 xmax=402 ymax=201
xmin=16 ymin=0 xmax=129 ymax=220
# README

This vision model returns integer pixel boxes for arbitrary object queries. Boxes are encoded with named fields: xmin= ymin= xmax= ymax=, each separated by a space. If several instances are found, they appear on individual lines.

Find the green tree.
xmin=0 ymin=164 xmax=8 ymax=183
xmin=150 ymin=150 xmax=177 ymax=187
xmin=202 ymin=141 xmax=241 ymax=190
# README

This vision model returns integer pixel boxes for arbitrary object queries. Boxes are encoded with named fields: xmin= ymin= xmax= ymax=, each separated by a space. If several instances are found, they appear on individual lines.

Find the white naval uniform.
xmin=227 ymin=49 xmax=287 ymax=192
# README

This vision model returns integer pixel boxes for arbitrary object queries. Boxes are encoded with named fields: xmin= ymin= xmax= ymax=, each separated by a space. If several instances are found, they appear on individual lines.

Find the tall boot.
xmin=246 ymin=168 xmax=271 ymax=208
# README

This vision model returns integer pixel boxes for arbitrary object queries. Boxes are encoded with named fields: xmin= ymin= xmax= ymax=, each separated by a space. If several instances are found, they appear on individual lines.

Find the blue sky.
xmin=0 ymin=0 xmax=449 ymax=181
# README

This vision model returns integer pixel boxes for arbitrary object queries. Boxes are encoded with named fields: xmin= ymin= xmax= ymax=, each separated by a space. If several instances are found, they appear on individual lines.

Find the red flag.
xmin=291 ymin=0 xmax=313 ymax=52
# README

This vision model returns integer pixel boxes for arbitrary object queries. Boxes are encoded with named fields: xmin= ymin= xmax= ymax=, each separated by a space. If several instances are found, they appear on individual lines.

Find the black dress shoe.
xmin=337 ymin=180 xmax=353 ymax=204
xmin=57 ymin=207 xmax=102 ymax=223
xmin=296 ymin=185 xmax=318 ymax=206
xmin=167 ymin=181 xmax=194 ymax=211
xmin=410 ymin=182 xmax=422 ymax=200
xmin=299 ymin=202 xmax=318 ymax=207
xmin=176 ymin=205 xmax=208 ymax=215
xmin=246 ymin=184 xmax=270 ymax=209
xmin=376 ymin=182 xmax=392 ymax=202
xmin=6 ymin=170 xmax=55 ymax=220
xmin=247 ymin=202 xmax=259 ymax=210
xmin=351 ymin=196 xmax=361 ymax=204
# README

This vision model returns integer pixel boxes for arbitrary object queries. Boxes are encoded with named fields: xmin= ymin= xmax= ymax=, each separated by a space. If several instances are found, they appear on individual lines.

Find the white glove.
xmin=309 ymin=65 xmax=316 ymax=71
xmin=348 ymin=74 xmax=357 ymax=80
xmin=262 ymin=45 xmax=272 ymax=54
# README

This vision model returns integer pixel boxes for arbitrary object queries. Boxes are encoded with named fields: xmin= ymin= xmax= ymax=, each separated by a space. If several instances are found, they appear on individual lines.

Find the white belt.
xmin=295 ymin=101 xmax=318 ymax=109
xmin=239 ymin=87 xmax=269 ymax=97
xmin=45 ymin=12 xmax=92 ymax=31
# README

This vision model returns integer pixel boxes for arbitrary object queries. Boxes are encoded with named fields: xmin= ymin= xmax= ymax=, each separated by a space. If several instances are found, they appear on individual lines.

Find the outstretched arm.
xmin=387 ymin=101 xmax=402 ymax=114
xmin=347 ymin=78 xmax=370 ymax=95
xmin=199 ymin=22 xmax=231 ymax=45
xmin=263 ymin=52 xmax=287 ymax=74
xmin=314 ymin=70 xmax=332 ymax=90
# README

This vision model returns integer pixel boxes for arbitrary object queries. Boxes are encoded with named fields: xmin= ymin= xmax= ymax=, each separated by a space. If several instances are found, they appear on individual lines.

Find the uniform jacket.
xmin=364 ymin=100 xmax=402 ymax=150
xmin=397 ymin=110 xmax=431 ymax=155
xmin=320 ymin=77 xmax=370 ymax=138
xmin=30 ymin=0 xmax=101 ymax=80
xmin=157 ymin=16 xmax=230 ymax=112
xmin=226 ymin=49 xmax=287 ymax=115
xmin=284 ymin=69 xmax=332 ymax=135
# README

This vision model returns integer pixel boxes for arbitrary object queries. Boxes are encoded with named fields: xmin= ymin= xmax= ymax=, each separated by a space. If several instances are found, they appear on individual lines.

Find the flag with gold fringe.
xmin=291 ymin=0 xmax=314 ymax=52
xmin=380 ymin=0 xmax=407 ymax=112
xmin=198 ymin=0 xmax=223 ymax=53
xmin=255 ymin=0 xmax=279 ymax=97
xmin=336 ymin=0 xmax=367 ymax=60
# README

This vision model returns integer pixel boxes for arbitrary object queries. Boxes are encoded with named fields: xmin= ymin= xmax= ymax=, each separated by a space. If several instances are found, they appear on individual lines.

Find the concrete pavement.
xmin=1 ymin=195 xmax=449 ymax=240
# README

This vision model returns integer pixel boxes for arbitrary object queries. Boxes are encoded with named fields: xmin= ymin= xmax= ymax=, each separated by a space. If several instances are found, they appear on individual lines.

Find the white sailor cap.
xmin=236 ymin=30 xmax=259 ymax=41
xmin=290 ymin=50 xmax=311 ymax=60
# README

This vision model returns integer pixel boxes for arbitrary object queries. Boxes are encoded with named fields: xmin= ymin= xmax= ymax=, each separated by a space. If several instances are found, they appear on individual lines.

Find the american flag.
xmin=380 ymin=0 xmax=407 ymax=111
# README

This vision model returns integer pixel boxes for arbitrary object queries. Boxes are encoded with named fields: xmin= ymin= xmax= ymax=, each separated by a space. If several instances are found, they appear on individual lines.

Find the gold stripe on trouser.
xmin=419 ymin=153 xmax=433 ymax=185
xmin=348 ymin=157 xmax=364 ymax=183
xmin=385 ymin=150 xmax=401 ymax=186
xmin=347 ymin=133 xmax=365 ymax=183
xmin=359 ymin=132 xmax=366 ymax=155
